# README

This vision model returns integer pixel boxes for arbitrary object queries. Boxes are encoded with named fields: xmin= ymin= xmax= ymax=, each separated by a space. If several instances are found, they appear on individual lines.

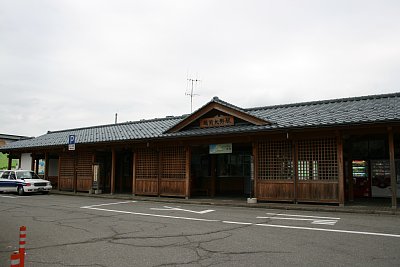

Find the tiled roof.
xmin=1 ymin=92 xmax=399 ymax=151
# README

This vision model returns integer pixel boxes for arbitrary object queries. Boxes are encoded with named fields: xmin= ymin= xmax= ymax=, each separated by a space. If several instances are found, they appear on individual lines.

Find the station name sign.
xmin=200 ymin=115 xmax=234 ymax=128
xmin=209 ymin=143 xmax=232 ymax=154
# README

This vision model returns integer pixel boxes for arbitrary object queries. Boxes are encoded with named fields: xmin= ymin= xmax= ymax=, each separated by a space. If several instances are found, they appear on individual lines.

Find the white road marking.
xmin=150 ymin=205 xmax=215 ymax=214
xmin=222 ymin=221 xmax=253 ymax=225
xmin=81 ymin=206 xmax=219 ymax=222
xmin=0 ymin=195 xmax=30 ymax=198
xmin=81 ymin=201 xmax=136 ymax=208
xmin=265 ymin=213 xmax=340 ymax=220
xmin=80 ymin=202 xmax=400 ymax=238
xmin=255 ymin=223 xmax=400 ymax=238
xmin=257 ymin=212 xmax=340 ymax=225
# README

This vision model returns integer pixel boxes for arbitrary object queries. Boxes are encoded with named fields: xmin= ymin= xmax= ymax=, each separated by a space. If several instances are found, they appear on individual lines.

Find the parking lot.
xmin=1 ymin=194 xmax=400 ymax=266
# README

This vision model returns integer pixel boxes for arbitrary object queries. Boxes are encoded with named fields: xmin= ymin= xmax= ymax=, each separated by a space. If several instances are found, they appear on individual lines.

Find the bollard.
xmin=10 ymin=251 xmax=20 ymax=267
xmin=19 ymin=226 xmax=26 ymax=267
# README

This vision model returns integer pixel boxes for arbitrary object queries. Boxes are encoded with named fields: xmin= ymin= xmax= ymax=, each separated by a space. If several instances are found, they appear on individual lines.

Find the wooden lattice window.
xmin=77 ymin=151 xmax=93 ymax=177
xmin=161 ymin=146 xmax=186 ymax=179
xmin=258 ymin=140 xmax=294 ymax=180
xmin=136 ymin=149 xmax=159 ymax=179
xmin=297 ymin=138 xmax=338 ymax=180
xmin=59 ymin=154 xmax=74 ymax=177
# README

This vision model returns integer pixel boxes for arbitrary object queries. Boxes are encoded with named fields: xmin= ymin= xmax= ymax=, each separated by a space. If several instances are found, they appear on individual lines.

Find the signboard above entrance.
xmin=200 ymin=115 xmax=234 ymax=128
xmin=209 ymin=143 xmax=233 ymax=154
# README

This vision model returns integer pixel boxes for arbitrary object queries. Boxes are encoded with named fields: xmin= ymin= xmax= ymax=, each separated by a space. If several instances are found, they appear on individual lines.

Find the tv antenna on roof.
xmin=186 ymin=78 xmax=200 ymax=113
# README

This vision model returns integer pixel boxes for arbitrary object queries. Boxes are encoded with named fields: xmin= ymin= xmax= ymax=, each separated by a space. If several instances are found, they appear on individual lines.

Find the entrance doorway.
xmin=115 ymin=150 xmax=133 ymax=194
xmin=191 ymin=143 xmax=252 ymax=197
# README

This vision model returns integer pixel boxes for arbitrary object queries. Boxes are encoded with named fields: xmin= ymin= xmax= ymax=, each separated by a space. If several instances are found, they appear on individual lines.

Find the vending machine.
xmin=352 ymin=160 xmax=370 ymax=198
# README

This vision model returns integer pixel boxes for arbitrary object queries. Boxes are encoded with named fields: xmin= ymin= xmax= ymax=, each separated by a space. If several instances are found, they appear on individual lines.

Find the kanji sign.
xmin=200 ymin=115 xmax=234 ymax=128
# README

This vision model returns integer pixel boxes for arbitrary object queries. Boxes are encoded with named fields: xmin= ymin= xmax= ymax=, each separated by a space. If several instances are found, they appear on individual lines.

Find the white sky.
xmin=1 ymin=0 xmax=400 ymax=137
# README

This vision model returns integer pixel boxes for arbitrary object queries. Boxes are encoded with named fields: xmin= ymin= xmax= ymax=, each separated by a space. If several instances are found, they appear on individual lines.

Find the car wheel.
xmin=17 ymin=186 xmax=25 ymax=196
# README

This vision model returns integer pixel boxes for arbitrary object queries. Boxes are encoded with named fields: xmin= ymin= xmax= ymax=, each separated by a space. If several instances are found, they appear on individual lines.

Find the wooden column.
xmin=57 ymin=155 xmax=61 ymax=190
xmin=388 ymin=128 xmax=397 ymax=209
xmin=73 ymin=152 xmax=77 ymax=193
xmin=337 ymin=133 xmax=345 ymax=206
xmin=293 ymin=141 xmax=299 ymax=203
xmin=252 ymin=142 xmax=258 ymax=199
xmin=158 ymin=150 xmax=162 ymax=197
xmin=111 ymin=149 xmax=116 ymax=194
xmin=44 ymin=152 xmax=49 ymax=180
xmin=185 ymin=146 xmax=191 ymax=199
xmin=210 ymin=155 xmax=216 ymax=197
xmin=31 ymin=153 xmax=35 ymax=171
xmin=7 ymin=155 xmax=12 ymax=170
xmin=132 ymin=151 xmax=137 ymax=195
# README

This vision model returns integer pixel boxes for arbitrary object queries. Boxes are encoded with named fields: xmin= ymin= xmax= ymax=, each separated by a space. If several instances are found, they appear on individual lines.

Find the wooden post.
xmin=210 ymin=155 xmax=216 ymax=197
xmin=111 ymin=149 xmax=116 ymax=194
xmin=57 ymin=155 xmax=61 ymax=191
xmin=337 ymin=132 xmax=345 ymax=206
xmin=31 ymin=153 xmax=35 ymax=171
xmin=293 ymin=141 xmax=298 ymax=203
xmin=73 ymin=152 xmax=77 ymax=193
xmin=388 ymin=128 xmax=397 ymax=209
xmin=158 ymin=150 xmax=162 ymax=197
xmin=185 ymin=146 xmax=191 ymax=199
xmin=132 ymin=151 xmax=136 ymax=195
xmin=252 ymin=142 xmax=258 ymax=199
xmin=44 ymin=152 xmax=49 ymax=180
xmin=7 ymin=155 xmax=12 ymax=170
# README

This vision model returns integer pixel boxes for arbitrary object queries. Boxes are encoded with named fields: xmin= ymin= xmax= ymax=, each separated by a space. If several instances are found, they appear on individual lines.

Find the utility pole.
xmin=186 ymin=78 xmax=200 ymax=113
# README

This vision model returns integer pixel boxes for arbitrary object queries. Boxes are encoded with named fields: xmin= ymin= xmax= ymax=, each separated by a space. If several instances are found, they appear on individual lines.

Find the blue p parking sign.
xmin=68 ymin=135 xmax=76 ymax=150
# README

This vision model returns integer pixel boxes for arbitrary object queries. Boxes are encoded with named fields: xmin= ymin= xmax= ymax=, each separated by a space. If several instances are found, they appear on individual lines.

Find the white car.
xmin=0 ymin=170 xmax=52 ymax=195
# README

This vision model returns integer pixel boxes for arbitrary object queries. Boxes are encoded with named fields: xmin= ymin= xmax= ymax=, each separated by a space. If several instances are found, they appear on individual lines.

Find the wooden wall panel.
xmin=76 ymin=151 xmax=93 ymax=192
xmin=59 ymin=153 xmax=74 ymax=190
xmin=135 ymin=179 xmax=158 ymax=195
xmin=297 ymin=181 xmax=339 ymax=202
xmin=256 ymin=181 xmax=295 ymax=201
xmin=160 ymin=180 xmax=186 ymax=196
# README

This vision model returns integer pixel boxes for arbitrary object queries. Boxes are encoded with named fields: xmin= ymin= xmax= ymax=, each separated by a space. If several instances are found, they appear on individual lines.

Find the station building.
xmin=1 ymin=93 xmax=399 ymax=207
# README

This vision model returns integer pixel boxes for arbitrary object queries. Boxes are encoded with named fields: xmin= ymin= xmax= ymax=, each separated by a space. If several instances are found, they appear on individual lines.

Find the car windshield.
xmin=16 ymin=171 xmax=40 ymax=179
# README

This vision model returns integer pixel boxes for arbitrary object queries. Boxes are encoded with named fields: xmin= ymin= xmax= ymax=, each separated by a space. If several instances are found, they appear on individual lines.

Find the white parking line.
xmin=80 ymin=202 xmax=400 ymax=239
xmin=257 ymin=212 xmax=340 ymax=225
xmin=81 ymin=201 xmax=136 ymax=208
xmin=0 ymin=195 xmax=30 ymax=198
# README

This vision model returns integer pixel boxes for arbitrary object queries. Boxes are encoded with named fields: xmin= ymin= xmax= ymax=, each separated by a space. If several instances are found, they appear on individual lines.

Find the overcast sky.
xmin=1 ymin=0 xmax=400 ymax=137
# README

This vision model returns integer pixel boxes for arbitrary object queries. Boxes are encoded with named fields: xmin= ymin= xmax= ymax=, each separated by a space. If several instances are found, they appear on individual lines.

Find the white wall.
xmin=20 ymin=153 xmax=32 ymax=170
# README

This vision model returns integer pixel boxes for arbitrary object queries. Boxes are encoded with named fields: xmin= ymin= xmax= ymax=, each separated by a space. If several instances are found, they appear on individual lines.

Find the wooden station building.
xmin=1 ymin=93 xmax=399 ymax=207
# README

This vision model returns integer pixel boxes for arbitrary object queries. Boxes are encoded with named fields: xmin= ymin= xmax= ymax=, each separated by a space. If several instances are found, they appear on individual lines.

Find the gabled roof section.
xmin=165 ymin=96 xmax=271 ymax=133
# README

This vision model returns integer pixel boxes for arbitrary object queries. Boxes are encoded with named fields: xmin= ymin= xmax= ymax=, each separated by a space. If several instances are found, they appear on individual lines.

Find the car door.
xmin=0 ymin=171 xmax=13 ymax=192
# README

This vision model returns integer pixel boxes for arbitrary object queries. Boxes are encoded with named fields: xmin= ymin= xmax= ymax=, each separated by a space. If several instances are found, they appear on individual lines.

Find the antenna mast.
xmin=186 ymin=78 xmax=200 ymax=112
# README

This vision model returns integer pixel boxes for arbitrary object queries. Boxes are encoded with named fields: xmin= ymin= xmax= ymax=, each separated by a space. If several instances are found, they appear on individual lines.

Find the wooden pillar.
xmin=185 ymin=146 xmax=191 ymax=199
xmin=44 ymin=152 xmax=49 ymax=180
xmin=337 ymin=133 xmax=345 ymax=206
xmin=132 ymin=151 xmax=136 ymax=195
xmin=31 ymin=153 xmax=35 ymax=171
xmin=252 ymin=142 xmax=258 ymax=199
xmin=73 ymin=152 xmax=77 ymax=193
xmin=388 ymin=128 xmax=397 ymax=209
xmin=111 ymin=149 xmax=116 ymax=194
xmin=158 ymin=150 xmax=162 ymax=197
xmin=7 ymin=155 xmax=12 ymax=170
xmin=57 ymin=155 xmax=61 ymax=190
xmin=293 ymin=141 xmax=299 ymax=203
xmin=210 ymin=155 xmax=216 ymax=197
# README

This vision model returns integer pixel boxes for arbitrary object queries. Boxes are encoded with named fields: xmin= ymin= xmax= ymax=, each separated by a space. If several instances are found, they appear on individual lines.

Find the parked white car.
xmin=0 ymin=170 xmax=52 ymax=195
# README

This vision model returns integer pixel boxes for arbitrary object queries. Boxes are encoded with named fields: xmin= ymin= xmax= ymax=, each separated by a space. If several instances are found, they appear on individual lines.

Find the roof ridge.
xmin=246 ymin=92 xmax=400 ymax=111
xmin=46 ymin=115 xmax=186 ymax=134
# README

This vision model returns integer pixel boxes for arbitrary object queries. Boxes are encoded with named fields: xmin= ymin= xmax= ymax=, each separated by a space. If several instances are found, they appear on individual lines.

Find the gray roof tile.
xmin=1 ymin=92 xmax=400 ymax=151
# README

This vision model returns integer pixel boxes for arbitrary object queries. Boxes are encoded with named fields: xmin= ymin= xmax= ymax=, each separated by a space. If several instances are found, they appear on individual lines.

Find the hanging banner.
xmin=209 ymin=143 xmax=232 ymax=154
